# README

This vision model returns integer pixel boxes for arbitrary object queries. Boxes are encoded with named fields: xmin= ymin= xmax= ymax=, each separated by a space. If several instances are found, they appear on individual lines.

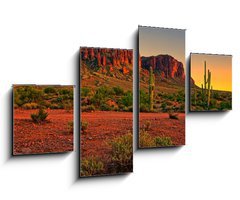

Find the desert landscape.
xmin=80 ymin=47 xmax=133 ymax=177
xmin=190 ymin=54 xmax=232 ymax=111
xmin=139 ymin=54 xmax=185 ymax=148
xmin=138 ymin=26 xmax=186 ymax=148
xmin=13 ymin=85 xmax=74 ymax=155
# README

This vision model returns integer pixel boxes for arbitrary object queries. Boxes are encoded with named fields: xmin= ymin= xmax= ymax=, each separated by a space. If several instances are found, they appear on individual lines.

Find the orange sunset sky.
xmin=191 ymin=53 xmax=232 ymax=92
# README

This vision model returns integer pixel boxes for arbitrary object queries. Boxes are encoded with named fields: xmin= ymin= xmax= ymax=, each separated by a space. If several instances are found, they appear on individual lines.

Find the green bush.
xmin=140 ymin=90 xmax=149 ymax=105
xmin=67 ymin=121 xmax=73 ymax=134
xmin=161 ymin=102 xmax=167 ymax=112
xmin=120 ymin=91 xmax=133 ymax=107
xmin=140 ymin=104 xmax=149 ymax=112
xmin=169 ymin=113 xmax=179 ymax=120
xmin=44 ymin=87 xmax=56 ymax=94
xmin=81 ymin=87 xmax=91 ymax=97
xmin=109 ymin=133 xmax=133 ymax=172
xmin=82 ymin=105 xmax=95 ymax=112
xmin=143 ymin=120 xmax=151 ymax=131
xmin=100 ymin=103 xmax=112 ymax=111
xmin=31 ymin=108 xmax=48 ymax=123
xmin=139 ymin=130 xmax=155 ymax=148
xmin=113 ymin=86 xmax=124 ymax=96
xmin=81 ymin=121 xmax=88 ymax=133
xmin=219 ymin=101 xmax=232 ymax=110
xmin=91 ymin=86 xmax=113 ymax=107
xmin=14 ymin=86 xmax=43 ymax=106
xmin=80 ymin=157 xmax=104 ymax=177
xmin=155 ymin=137 xmax=172 ymax=147
xmin=22 ymin=102 xmax=38 ymax=109
xmin=59 ymin=89 xmax=71 ymax=95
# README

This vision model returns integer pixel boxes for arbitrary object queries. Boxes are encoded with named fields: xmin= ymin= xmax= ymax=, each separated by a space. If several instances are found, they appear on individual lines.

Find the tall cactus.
xmin=149 ymin=66 xmax=155 ymax=112
xmin=202 ymin=61 xmax=212 ymax=109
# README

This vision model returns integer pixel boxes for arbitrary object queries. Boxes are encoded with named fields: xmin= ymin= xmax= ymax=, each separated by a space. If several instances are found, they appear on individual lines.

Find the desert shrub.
xmin=209 ymin=99 xmax=217 ymax=108
xmin=165 ymin=94 xmax=174 ymax=101
xmin=169 ymin=112 xmax=179 ymax=120
xmin=59 ymin=89 xmax=71 ymax=95
xmin=140 ymin=104 xmax=148 ymax=112
xmin=143 ymin=120 xmax=151 ymax=131
xmin=140 ymin=90 xmax=149 ymax=112
xmin=123 ymin=106 xmax=132 ymax=112
xmin=100 ymin=103 xmax=112 ymax=111
xmin=56 ymin=96 xmax=63 ymax=103
xmin=155 ymin=137 xmax=172 ymax=147
xmin=22 ymin=102 xmax=38 ymax=110
xmin=112 ymin=86 xmax=124 ymax=96
xmin=64 ymin=102 xmax=73 ymax=111
xmin=139 ymin=130 xmax=155 ymax=148
xmin=31 ymin=108 xmax=48 ymax=123
xmin=91 ymin=86 xmax=113 ymax=107
xmin=176 ymin=91 xmax=185 ymax=103
xmin=44 ymin=87 xmax=56 ymax=94
xmin=14 ymin=86 xmax=43 ymax=106
xmin=109 ymin=133 xmax=133 ymax=172
xmin=81 ymin=87 xmax=91 ymax=97
xmin=179 ymin=104 xmax=185 ymax=113
xmin=80 ymin=157 xmax=104 ymax=177
xmin=81 ymin=105 xmax=95 ymax=112
xmin=140 ymin=90 xmax=149 ymax=104
xmin=120 ymin=91 xmax=133 ymax=107
xmin=213 ymin=92 xmax=220 ymax=99
xmin=67 ymin=121 xmax=74 ymax=133
xmin=81 ymin=121 xmax=88 ymax=133
xmin=219 ymin=101 xmax=232 ymax=110
xmin=161 ymin=102 xmax=167 ymax=112
xmin=49 ymin=103 xmax=59 ymax=109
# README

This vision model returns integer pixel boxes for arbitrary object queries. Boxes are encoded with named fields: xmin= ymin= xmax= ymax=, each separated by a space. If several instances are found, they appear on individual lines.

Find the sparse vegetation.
xmin=31 ymin=108 xmax=48 ymax=123
xmin=139 ymin=129 xmax=173 ymax=148
xmin=109 ymin=133 xmax=133 ymax=173
xmin=14 ymin=85 xmax=73 ymax=110
xmin=67 ymin=121 xmax=74 ymax=134
xmin=139 ymin=129 xmax=155 ymax=148
xmin=81 ymin=85 xmax=133 ymax=112
xmin=155 ymin=137 xmax=172 ymax=146
xmin=169 ymin=112 xmax=179 ymax=120
xmin=81 ymin=121 xmax=88 ymax=133
xmin=80 ymin=157 xmax=104 ymax=177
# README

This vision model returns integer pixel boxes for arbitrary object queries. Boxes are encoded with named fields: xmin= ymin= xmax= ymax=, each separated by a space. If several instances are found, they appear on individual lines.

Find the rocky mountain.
xmin=140 ymin=54 xmax=185 ymax=80
xmin=80 ymin=47 xmax=133 ymax=78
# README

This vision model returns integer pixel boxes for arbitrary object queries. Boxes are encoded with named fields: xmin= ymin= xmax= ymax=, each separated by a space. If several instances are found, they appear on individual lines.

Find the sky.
xmin=139 ymin=26 xmax=185 ymax=66
xmin=191 ymin=54 xmax=232 ymax=92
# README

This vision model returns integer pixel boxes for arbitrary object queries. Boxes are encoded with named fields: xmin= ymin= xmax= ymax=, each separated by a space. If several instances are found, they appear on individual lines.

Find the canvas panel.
xmin=138 ymin=26 xmax=186 ymax=148
xmin=80 ymin=47 xmax=133 ymax=177
xmin=190 ymin=53 xmax=232 ymax=112
xmin=13 ymin=84 xmax=74 ymax=155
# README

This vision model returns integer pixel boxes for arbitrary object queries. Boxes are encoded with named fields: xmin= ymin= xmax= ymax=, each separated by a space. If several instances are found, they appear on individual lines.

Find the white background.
xmin=0 ymin=0 xmax=240 ymax=200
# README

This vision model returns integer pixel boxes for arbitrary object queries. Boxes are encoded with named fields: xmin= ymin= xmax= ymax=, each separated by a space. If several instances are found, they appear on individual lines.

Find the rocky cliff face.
xmin=140 ymin=55 xmax=185 ymax=80
xmin=81 ymin=47 xmax=132 ymax=69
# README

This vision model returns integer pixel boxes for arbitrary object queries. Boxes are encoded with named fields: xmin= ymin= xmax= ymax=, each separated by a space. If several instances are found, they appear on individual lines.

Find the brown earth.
xmin=81 ymin=111 xmax=133 ymax=162
xmin=140 ymin=112 xmax=185 ymax=146
xmin=13 ymin=109 xmax=73 ymax=155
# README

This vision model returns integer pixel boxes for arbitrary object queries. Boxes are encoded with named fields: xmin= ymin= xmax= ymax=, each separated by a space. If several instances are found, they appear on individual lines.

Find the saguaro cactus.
xmin=202 ymin=61 xmax=212 ymax=109
xmin=149 ymin=66 xmax=155 ymax=112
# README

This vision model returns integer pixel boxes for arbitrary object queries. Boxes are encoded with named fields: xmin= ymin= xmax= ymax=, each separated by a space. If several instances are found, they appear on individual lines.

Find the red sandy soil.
xmin=81 ymin=111 xmax=184 ymax=160
xmin=140 ymin=112 xmax=185 ymax=146
xmin=81 ymin=111 xmax=133 ymax=161
xmin=14 ymin=109 xmax=73 ymax=155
